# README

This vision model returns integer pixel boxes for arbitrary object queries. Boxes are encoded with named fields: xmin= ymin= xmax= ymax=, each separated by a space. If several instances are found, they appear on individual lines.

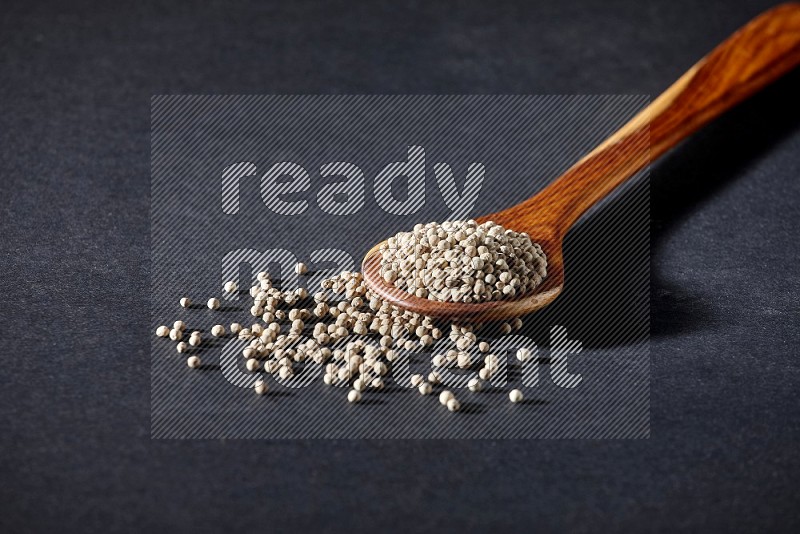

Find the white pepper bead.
xmin=418 ymin=382 xmax=433 ymax=395
xmin=478 ymin=367 xmax=492 ymax=380
xmin=187 ymin=356 xmax=201 ymax=369
xmin=516 ymin=348 xmax=532 ymax=362
xmin=439 ymin=390 xmax=454 ymax=406
xmin=323 ymin=373 xmax=334 ymax=385
xmin=446 ymin=398 xmax=461 ymax=412
xmin=347 ymin=389 xmax=361 ymax=403
xmin=371 ymin=377 xmax=384 ymax=389
xmin=500 ymin=322 xmax=512 ymax=335
xmin=478 ymin=341 xmax=490 ymax=353
xmin=509 ymin=389 xmax=524 ymax=403
xmin=189 ymin=332 xmax=202 ymax=347
xmin=180 ymin=297 xmax=192 ymax=308
xmin=155 ymin=325 xmax=170 ymax=337
xmin=294 ymin=262 xmax=309 ymax=275
xmin=254 ymin=379 xmax=268 ymax=395
xmin=428 ymin=372 xmax=441 ymax=384
xmin=224 ymin=281 xmax=237 ymax=293
xmin=279 ymin=367 xmax=293 ymax=380
xmin=169 ymin=329 xmax=183 ymax=341
xmin=353 ymin=378 xmax=367 ymax=392
xmin=245 ymin=358 xmax=259 ymax=372
xmin=207 ymin=297 xmax=220 ymax=310
xmin=173 ymin=320 xmax=186 ymax=331
xmin=410 ymin=374 xmax=424 ymax=387
xmin=176 ymin=341 xmax=188 ymax=353
xmin=230 ymin=323 xmax=242 ymax=334
xmin=211 ymin=324 xmax=226 ymax=337
xmin=468 ymin=377 xmax=482 ymax=392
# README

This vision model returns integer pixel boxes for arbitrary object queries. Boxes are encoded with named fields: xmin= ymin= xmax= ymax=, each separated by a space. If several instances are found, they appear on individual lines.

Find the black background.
xmin=2 ymin=0 xmax=799 ymax=531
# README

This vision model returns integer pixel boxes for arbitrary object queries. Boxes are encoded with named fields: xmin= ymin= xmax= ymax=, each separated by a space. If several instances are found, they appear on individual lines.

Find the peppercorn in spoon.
xmin=363 ymin=3 xmax=800 ymax=322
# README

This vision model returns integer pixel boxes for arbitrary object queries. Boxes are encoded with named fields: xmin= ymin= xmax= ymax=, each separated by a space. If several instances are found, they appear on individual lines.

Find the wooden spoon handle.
xmin=492 ymin=3 xmax=800 ymax=238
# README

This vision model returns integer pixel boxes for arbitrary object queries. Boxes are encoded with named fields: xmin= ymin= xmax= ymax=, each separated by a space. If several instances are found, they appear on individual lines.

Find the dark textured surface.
xmin=1 ymin=0 xmax=799 ymax=531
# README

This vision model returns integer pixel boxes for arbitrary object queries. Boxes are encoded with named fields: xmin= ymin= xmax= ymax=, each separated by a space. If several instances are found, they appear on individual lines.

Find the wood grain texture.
xmin=364 ymin=3 xmax=800 ymax=321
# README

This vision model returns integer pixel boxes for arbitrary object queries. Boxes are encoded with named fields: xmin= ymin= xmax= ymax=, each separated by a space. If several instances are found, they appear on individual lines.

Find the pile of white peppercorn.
xmin=379 ymin=219 xmax=547 ymax=303
xmin=156 ymin=218 xmax=549 ymax=410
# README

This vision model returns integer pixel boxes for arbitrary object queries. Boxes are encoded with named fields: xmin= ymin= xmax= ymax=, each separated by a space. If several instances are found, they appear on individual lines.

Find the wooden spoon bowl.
xmin=362 ymin=230 xmax=565 ymax=322
xmin=363 ymin=3 xmax=800 ymax=322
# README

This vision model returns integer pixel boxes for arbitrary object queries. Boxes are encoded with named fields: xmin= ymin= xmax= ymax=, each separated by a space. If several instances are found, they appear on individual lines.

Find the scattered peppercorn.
xmin=156 ymin=253 xmax=540 ymax=414
xmin=211 ymin=324 xmax=226 ymax=337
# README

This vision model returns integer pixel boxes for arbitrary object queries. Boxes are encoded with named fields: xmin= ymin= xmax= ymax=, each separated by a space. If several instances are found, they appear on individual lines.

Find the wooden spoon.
xmin=362 ymin=3 xmax=800 ymax=322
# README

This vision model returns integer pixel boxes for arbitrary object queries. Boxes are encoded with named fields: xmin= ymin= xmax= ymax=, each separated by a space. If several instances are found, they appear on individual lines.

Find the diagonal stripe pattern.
xmin=151 ymin=95 xmax=650 ymax=439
